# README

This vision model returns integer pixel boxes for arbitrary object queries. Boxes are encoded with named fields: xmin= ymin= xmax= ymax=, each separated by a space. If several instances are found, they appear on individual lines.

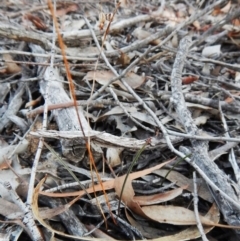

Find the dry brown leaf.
xmin=25 ymin=96 xmax=42 ymax=108
xmin=141 ymin=205 xmax=216 ymax=226
xmin=117 ymin=72 xmax=144 ymax=89
xmin=133 ymin=187 xmax=186 ymax=206
xmin=153 ymin=169 xmax=213 ymax=202
xmin=192 ymin=20 xmax=201 ymax=30
xmin=2 ymin=53 xmax=21 ymax=74
xmin=220 ymin=1 xmax=231 ymax=13
xmin=148 ymin=203 xmax=220 ymax=241
xmin=24 ymin=14 xmax=47 ymax=31
xmin=182 ymin=76 xmax=199 ymax=85
xmin=132 ymin=27 xmax=161 ymax=45
xmin=0 ymin=159 xmax=11 ymax=170
xmin=84 ymin=70 xmax=145 ymax=90
xmin=116 ymin=52 xmax=131 ymax=66
xmin=126 ymin=203 xmax=220 ymax=240
xmin=39 ymin=205 xmax=73 ymax=220
xmin=224 ymin=96 xmax=234 ymax=103
xmin=212 ymin=1 xmax=231 ymax=16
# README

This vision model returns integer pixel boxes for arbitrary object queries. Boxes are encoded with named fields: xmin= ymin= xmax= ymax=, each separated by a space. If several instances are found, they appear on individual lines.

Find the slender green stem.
xmin=117 ymin=138 xmax=151 ymax=215
xmin=159 ymin=153 xmax=192 ymax=186
xmin=44 ymin=141 xmax=92 ymax=200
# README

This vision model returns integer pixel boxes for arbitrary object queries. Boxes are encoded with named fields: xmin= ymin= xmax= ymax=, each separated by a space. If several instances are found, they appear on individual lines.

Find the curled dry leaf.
xmin=192 ymin=20 xmax=201 ymax=30
xmin=0 ymin=159 xmax=11 ymax=170
xmin=193 ymin=115 xmax=209 ymax=126
xmin=25 ymin=96 xmax=42 ymax=108
xmin=1 ymin=53 xmax=21 ymax=74
xmin=106 ymin=147 xmax=124 ymax=167
xmin=133 ymin=187 xmax=186 ymax=206
xmin=132 ymin=27 xmax=161 ymax=45
xmin=84 ymin=70 xmax=145 ymax=90
xmin=202 ymin=44 xmax=221 ymax=58
xmin=224 ymin=96 xmax=234 ymax=103
xmin=62 ymin=18 xmax=85 ymax=31
xmin=116 ymin=51 xmax=131 ymax=66
xmin=126 ymin=203 xmax=219 ymax=241
xmin=24 ymin=14 xmax=47 ymax=31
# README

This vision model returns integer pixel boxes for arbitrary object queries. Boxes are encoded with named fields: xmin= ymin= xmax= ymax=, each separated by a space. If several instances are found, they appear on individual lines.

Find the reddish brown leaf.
xmin=182 ymin=76 xmax=199 ymax=85
xmin=24 ymin=14 xmax=47 ymax=31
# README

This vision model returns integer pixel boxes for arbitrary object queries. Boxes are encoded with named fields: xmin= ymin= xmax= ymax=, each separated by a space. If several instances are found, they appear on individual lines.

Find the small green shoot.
xmin=117 ymin=138 xmax=151 ymax=215
xmin=43 ymin=141 xmax=92 ymax=200
xmin=159 ymin=153 xmax=192 ymax=186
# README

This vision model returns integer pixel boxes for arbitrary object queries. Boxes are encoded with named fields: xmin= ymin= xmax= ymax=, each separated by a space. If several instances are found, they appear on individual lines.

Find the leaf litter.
xmin=1 ymin=0 xmax=240 ymax=240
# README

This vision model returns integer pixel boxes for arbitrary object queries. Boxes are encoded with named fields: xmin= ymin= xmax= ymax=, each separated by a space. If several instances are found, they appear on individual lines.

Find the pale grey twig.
xmin=192 ymin=172 xmax=209 ymax=241
xmin=44 ymin=178 xmax=112 ymax=193
xmin=160 ymin=92 xmax=240 ymax=114
xmin=161 ymin=45 xmax=240 ymax=72
xmin=3 ymin=182 xmax=42 ymax=241
xmin=218 ymin=102 xmax=240 ymax=189
xmin=0 ymin=49 xmax=97 ymax=61
xmin=167 ymin=129 xmax=240 ymax=143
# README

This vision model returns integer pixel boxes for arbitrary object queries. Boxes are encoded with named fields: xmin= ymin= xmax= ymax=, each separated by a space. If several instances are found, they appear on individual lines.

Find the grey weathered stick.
xmin=0 ymin=21 xmax=52 ymax=50
xmin=39 ymin=196 xmax=91 ymax=237
xmin=160 ymin=91 xmax=240 ymax=114
xmin=0 ymin=85 xmax=25 ymax=132
xmin=39 ymin=67 xmax=100 ymax=162
xmin=171 ymin=36 xmax=240 ymax=236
